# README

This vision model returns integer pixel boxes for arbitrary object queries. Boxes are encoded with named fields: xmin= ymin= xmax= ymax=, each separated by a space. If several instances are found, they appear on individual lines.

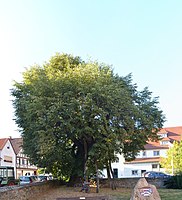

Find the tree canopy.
xmin=11 ymin=53 xmax=165 ymax=181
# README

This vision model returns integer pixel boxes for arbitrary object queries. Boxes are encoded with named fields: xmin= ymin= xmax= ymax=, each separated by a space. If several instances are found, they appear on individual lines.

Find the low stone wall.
xmin=0 ymin=180 xmax=59 ymax=200
xmin=0 ymin=178 xmax=166 ymax=200
xmin=100 ymin=177 xmax=166 ymax=189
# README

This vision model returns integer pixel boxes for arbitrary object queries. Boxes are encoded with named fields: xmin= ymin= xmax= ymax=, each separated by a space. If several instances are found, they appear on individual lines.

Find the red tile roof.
xmin=125 ymin=157 xmax=161 ymax=164
xmin=144 ymin=126 xmax=182 ymax=150
xmin=163 ymin=126 xmax=182 ymax=142
xmin=161 ymin=137 xmax=170 ymax=141
xmin=10 ymin=138 xmax=23 ymax=155
xmin=158 ymin=129 xmax=168 ymax=134
xmin=144 ymin=142 xmax=169 ymax=150
xmin=127 ymin=127 xmax=182 ymax=164
xmin=0 ymin=138 xmax=9 ymax=150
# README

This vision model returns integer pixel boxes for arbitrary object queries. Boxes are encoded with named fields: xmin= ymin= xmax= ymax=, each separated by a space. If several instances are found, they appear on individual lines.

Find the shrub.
xmin=164 ymin=174 xmax=182 ymax=189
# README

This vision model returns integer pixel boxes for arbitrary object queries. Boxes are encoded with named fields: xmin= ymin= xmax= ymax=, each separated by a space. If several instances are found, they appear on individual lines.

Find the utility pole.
xmin=171 ymin=154 xmax=174 ymax=175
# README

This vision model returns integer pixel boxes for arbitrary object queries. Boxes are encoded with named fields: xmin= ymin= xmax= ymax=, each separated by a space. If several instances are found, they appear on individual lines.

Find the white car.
xmin=19 ymin=176 xmax=35 ymax=185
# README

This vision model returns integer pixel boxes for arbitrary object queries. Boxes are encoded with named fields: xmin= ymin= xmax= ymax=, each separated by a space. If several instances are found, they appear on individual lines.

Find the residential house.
xmin=102 ymin=126 xmax=182 ymax=178
xmin=0 ymin=138 xmax=16 ymax=174
xmin=10 ymin=138 xmax=38 ymax=178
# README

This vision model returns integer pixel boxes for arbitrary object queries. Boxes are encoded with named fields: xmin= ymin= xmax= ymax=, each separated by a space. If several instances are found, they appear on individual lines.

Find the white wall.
xmin=102 ymin=148 xmax=168 ymax=178
xmin=102 ymin=153 xmax=126 ymax=178
xmin=123 ymin=162 xmax=165 ymax=177
xmin=136 ymin=149 xmax=167 ymax=158
xmin=0 ymin=140 xmax=16 ymax=177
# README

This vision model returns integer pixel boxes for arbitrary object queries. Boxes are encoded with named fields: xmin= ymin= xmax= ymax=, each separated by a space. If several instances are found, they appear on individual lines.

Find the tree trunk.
xmin=109 ymin=159 xmax=116 ymax=190
xmin=95 ymin=160 xmax=99 ymax=193
xmin=69 ymin=142 xmax=85 ymax=185
xmin=106 ymin=162 xmax=112 ymax=189
xmin=106 ymin=163 xmax=111 ymax=179
xmin=83 ymin=138 xmax=88 ymax=181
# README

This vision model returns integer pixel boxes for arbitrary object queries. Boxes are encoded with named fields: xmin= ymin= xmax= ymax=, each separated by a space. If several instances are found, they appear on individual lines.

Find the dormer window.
xmin=161 ymin=141 xmax=169 ymax=145
xmin=158 ymin=130 xmax=168 ymax=139
xmin=158 ymin=133 xmax=167 ymax=138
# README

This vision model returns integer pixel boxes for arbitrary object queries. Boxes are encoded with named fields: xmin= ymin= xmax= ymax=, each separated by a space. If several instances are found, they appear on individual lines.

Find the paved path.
xmin=56 ymin=196 xmax=109 ymax=200
xmin=35 ymin=187 xmax=111 ymax=200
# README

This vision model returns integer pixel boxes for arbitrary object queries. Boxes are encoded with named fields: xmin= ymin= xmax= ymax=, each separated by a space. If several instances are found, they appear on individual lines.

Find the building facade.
xmin=10 ymin=138 xmax=38 ymax=178
xmin=102 ymin=126 xmax=182 ymax=178
xmin=0 ymin=138 xmax=16 ymax=169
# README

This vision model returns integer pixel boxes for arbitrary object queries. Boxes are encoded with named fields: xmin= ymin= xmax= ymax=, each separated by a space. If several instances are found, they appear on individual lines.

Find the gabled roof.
xmin=158 ymin=129 xmax=168 ymax=134
xmin=10 ymin=138 xmax=23 ymax=155
xmin=125 ymin=157 xmax=161 ymax=164
xmin=144 ymin=126 xmax=182 ymax=150
xmin=0 ymin=138 xmax=9 ymax=150
xmin=161 ymin=137 xmax=170 ymax=141
xmin=163 ymin=126 xmax=182 ymax=142
xmin=144 ymin=142 xmax=169 ymax=150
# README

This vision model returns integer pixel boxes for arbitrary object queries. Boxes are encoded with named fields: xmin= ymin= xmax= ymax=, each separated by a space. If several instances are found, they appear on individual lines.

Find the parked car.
xmin=30 ymin=175 xmax=38 ymax=182
xmin=143 ymin=171 xmax=171 ymax=179
xmin=0 ymin=166 xmax=18 ymax=186
xmin=19 ymin=176 xmax=36 ymax=185
xmin=37 ymin=175 xmax=48 ymax=182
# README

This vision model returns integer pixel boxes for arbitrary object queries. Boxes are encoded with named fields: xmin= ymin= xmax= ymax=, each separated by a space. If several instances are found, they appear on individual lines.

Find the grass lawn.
xmin=89 ymin=188 xmax=182 ymax=200
xmin=39 ymin=186 xmax=182 ymax=200
xmin=158 ymin=189 xmax=182 ymax=200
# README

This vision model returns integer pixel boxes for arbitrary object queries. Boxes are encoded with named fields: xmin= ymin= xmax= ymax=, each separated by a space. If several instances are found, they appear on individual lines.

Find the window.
xmin=158 ymin=133 xmax=167 ymax=138
xmin=161 ymin=141 xmax=168 ymax=145
xmin=7 ymin=169 xmax=14 ymax=177
xmin=137 ymin=152 xmax=141 ymax=156
xmin=141 ymin=170 xmax=146 ymax=175
xmin=4 ymin=156 xmax=12 ymax=163
xmin=0 ymin=168 xmax=14 ymax=177
xmin=0 ymin=169 xmax=4 ymax=177
xmin=17 ymin=158 xmax=20 ymax=164
xmin=142 ymin=151 xmax=146 ymax=157
xmin=152 ymin=164 xmax=158 ymax=169
xmin=153 ymin=151 xmax=160 ymax=156
xmin=113 ymin=168 xmax=118 ymax=178
xmin=132 ymin=170 xmax=138 ymax=175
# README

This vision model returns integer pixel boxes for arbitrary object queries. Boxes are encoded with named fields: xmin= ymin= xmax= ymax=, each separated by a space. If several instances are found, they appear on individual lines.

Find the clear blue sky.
xmin=0 ymin=0 xmax=182 ymax=138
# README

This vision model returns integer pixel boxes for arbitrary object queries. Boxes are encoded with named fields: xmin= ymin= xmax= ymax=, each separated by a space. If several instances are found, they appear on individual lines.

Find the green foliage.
xmin=11 ymin=53 xmax=165 ymax=180
xmin=37 ymin=168 xmax=45 ymax=175
xmin=160 ymin=141 xmax=182 ymax=174
xmin=164 ymin=174 xmax=182 ymax=189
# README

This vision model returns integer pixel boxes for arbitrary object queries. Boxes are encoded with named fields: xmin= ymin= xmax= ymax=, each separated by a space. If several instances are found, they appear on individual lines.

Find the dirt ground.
xmin=35 ymin=186 xmax=132 ymax=200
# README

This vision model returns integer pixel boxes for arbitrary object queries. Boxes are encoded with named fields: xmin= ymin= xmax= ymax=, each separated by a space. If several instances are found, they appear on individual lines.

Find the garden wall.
xmin=0 ymin=178 xmax=166 ymax=200
xmin=100 ymin=177 xmax=166 ymax=189
xmin=0 ymin=180 xmax=59 ymax=200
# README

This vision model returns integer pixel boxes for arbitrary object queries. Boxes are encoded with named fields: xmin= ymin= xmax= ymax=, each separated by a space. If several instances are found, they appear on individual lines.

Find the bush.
xmin=164 ymin=174 xmax=182 ymax=189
